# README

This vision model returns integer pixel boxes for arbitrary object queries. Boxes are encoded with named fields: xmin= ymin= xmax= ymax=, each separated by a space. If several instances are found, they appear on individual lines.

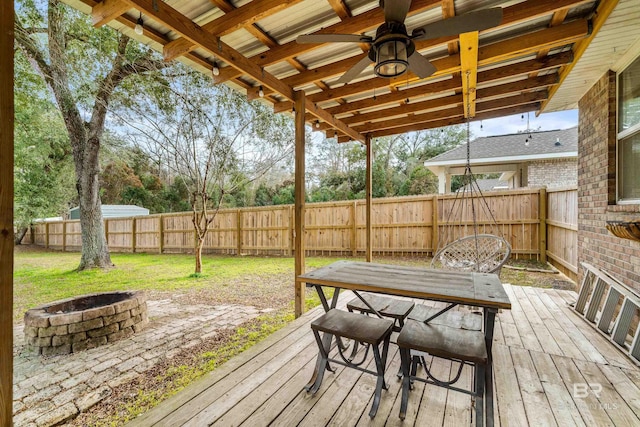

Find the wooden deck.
xmin=128 ymin=285 xmax=640 ymax=426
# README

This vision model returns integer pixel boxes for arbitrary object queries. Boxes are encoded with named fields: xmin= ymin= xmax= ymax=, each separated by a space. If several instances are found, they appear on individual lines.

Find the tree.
xmin=14 ymin=50 xmax=74 ymax=242
xmin=15 ymin=0 xmax=167 ymax=269
xmin=125 ymin=69 xmax=294 ymax=274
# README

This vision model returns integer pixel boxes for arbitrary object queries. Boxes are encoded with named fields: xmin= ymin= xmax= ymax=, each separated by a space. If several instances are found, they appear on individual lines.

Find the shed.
xmin=68 ymin=205 xmax=149 ymax=220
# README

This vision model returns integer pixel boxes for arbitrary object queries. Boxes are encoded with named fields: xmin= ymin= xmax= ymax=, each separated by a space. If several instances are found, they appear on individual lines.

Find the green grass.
xmin=13 ymin=250 xmax=344 ymax=320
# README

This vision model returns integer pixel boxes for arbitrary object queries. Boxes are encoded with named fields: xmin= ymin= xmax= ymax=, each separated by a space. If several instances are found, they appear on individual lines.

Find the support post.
xmin=365 ymin=134 xmax=373 ymax=262
xmin=131 ymin=218 xmax=137 ymax=253
xmin=236 ymin=209 xmax=242 ymax=255
xmin=0 ymin=2 xmax=14 ymax=424
xmin=158 ymin=215 xmax=164 ymax=254
xmin=294 ymin=90 xmax=306 ymax=318
xmin=104 ymin=219 xmax=109 ymax=247
xmin=539 ymin=187 xmax=547 ymax=262
xmin=62 ymin=221 xmax=67 ymax=252
xmin=288 ymin=205 xmax=293 ymax=256
xmin=432 ymin=194 xmax=439 ymax=256
xmin=45 ymin=222 xmax=50 ymax=249
xmin=351 ymin=201 xmax=357 ymax=257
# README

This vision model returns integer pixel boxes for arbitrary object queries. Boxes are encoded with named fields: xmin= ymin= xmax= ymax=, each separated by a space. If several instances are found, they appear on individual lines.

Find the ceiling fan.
xmin=296 ymin=0 xmax=503 ymax=84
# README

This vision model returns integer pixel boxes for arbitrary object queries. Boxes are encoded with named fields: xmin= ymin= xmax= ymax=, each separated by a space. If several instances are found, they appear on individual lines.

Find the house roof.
xmin=424 ymin=126 xmax=578 ymax=167
xmin=60 ymin=0 xmax=640 ymax=143
xmin=461 ymin=178 xmax=510 ymax=192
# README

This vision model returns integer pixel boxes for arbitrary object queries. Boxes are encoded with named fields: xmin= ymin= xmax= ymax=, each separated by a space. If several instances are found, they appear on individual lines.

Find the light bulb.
xmin=134 ymin=17 xmax=144 ymax=35
xmin=212 ymin=62 xmax=220 ymax=76
xmin=258 ymin=86 xmax=264 ymax=98
xmin=315 ymin=120 xmax=320 ymax=129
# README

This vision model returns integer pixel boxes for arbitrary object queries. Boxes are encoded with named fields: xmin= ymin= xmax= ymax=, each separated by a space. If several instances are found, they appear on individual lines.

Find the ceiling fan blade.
xmin=411 ymin=7 xmax=503 ymax=40
xmin=296 ymin=34 xmax=373 ymax=44
xmin=381 ymin=0 xmax=412 ymax=23
xmin=408 ymin=52 xmax=436 ymax=78
xmin=336 ymin=55 xmax=372 ymax=85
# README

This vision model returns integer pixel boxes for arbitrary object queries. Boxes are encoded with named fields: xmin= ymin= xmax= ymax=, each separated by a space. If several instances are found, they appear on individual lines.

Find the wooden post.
xmin=131 ymin=218 xmax=137 ymax=253
xmin=288 ymin=205 xmax=293 ymax=257
xmin=104 ymin=219 xmax=109 ymax=248
xmin=294 ymin=90 xmax=306 ymax=318
xmin=351 ymin=201 xmax=357 ymax=257
xmin=539 ymin=187 xmax=547 ymax=262
xmin=158 ymin=215 xmax=164 ymax=254
xmin=432 ymin=194 xmax=439 ymax=256
xmin=236 ymin=209 xmax=242 ymax=255
xmin=45 ymin=222 xmax=50 ymax=249
xmin=62 ymin=221 xmax=67 ymax=252
xmin=365 ymin=135 xmax=373 ymax=262
xmin=0 ymin=2 xmax=14 ymax=423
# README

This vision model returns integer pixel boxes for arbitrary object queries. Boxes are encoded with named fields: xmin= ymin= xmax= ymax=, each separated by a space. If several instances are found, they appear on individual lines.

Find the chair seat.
xmin=397 ymin=320 xmax=487 ymax=364
xmin=311 ymin=309 xmax=394 ymax=345
xmin=407 ymin=305 xmax=483 ymax=331
xmin=346 ymin=293 xmax=415 ymax=321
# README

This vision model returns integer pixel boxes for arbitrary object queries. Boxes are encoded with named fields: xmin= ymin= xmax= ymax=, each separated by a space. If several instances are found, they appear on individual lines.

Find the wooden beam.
xmin=540 ymin=0 xmax=619 ymax=113
xmin=442 ymin=0 xmax=459 ymax=55
xmin=294 ymin=90 xmax=306 ymax=318
xmin=163 ymin=0 xmax=302 ymax=61
xmin=314 ymin=73 xmax=558 ymax=131
xmin=92 ymin=0 xmax=130 ymax=27
xmin=265 ymin=18 xmax=588 ymax=98
xmin=212 ymin=0 xmax=441 ymax=83
xmin=459 ymin=32 xmax=479 ymax=118
xmin=217 ymin=0 xmax=590 ymax=86
xmin=120 ymin=0 xmax=364 ymax=142
xmin=367 ymin=102 xmax=541 ymax=139
xmin=0 ymin=0 xmax=13 ymax=424
xmin=275 ymin=49 xmax=573 ymax=113
xmin=357 ymin=91 xmax=547 ymax=134
xmin=365 ymin=135 xmax=372 ymax=262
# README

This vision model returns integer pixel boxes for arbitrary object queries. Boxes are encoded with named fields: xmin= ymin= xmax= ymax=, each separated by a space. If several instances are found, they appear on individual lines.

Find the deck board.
xmin=127 ymin=285 xmax=640 ymax=426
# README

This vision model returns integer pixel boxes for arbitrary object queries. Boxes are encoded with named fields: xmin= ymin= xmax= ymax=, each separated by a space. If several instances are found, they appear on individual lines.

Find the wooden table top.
xmin=299 ymin=261 xmax=511 ymax=310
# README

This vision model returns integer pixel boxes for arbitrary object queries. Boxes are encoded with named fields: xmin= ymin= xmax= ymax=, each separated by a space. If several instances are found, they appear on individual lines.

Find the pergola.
xmin=0 ymin=0 xmax=626 ymax=423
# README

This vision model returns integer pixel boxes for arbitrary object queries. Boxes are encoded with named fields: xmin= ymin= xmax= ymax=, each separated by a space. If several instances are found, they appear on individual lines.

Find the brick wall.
xmin=528 ymin=159 xmax=577 ymax=188
xmin=578 ymin=71 xmax=640 ymax=292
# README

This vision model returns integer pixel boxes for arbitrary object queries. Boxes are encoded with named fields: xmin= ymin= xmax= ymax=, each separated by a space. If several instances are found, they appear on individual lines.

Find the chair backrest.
xmin=430 ymin=234 xmax=511 ymax=276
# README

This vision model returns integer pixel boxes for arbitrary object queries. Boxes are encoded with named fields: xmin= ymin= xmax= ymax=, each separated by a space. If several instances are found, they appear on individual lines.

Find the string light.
xmin=258 ymin=86 xmax=264 ymax=98
xmin=134 ymin=13 xmax=144 ymax=35
xmin=212 ymin=62 xmax=220 ymax=76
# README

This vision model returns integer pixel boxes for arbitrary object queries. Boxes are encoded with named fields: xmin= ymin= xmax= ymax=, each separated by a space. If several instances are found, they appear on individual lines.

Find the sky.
xmin=469 ymin=109 xmax=578 ymax=137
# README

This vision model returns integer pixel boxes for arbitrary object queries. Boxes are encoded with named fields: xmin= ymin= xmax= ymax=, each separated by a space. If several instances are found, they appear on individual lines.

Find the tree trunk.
xmin=195 ymin=237 xmax=204 ymax=274
xmin=14 ymin=227 xmax=28 ymax=245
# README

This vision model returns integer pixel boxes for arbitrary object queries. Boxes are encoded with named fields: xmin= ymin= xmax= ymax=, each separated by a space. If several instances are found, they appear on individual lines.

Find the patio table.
xmin=298 ymin=260 xmax=511 ymax=426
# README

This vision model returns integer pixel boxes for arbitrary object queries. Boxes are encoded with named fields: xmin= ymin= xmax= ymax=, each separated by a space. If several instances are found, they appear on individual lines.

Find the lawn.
xmin=13 ymin=247 xmax=340 ymax=321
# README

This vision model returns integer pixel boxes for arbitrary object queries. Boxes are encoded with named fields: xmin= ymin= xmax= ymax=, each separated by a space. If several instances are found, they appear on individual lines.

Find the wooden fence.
xmin=31 ymin=187 xmax=578 ymax=279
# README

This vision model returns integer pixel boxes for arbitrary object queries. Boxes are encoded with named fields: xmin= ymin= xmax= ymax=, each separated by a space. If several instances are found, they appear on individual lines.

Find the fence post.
xmin=62 ymin=221 xmax=66 ymax=252
xmin=288 ymin=205 xmax=293 ymax=256
xmin=45 ymin=222 xmax=49 ymax=249
xmin=432 ymin=195 xmax=439 ymax=256
xmin=131 ymin=218 xmax=137 ymax=253
xmin=158 ymin=215 xmax=164 ymax=254
xmin=104 ymin=219 xmax=109 ymax=248
xmin=236 ymin=209 xmax=242 ymax=255
xmin=539 ymin=188 xmax=547 ymax=263
xmin=351 ymin=201 xmax=357 ymax=257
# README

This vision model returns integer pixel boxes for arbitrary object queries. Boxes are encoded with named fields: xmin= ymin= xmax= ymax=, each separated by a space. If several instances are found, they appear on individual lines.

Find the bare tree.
xmin=121 ymin=70 xmax=294 ymax=273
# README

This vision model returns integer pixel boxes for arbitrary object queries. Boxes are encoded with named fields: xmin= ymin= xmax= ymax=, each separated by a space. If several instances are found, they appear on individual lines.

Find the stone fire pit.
xmin=24 ymin=291 xmax=148 ymax=356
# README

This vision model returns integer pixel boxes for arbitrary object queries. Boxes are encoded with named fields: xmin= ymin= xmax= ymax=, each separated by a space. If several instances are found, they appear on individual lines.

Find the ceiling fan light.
xmin=375 ymin=39 xmax=408 ymax=78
